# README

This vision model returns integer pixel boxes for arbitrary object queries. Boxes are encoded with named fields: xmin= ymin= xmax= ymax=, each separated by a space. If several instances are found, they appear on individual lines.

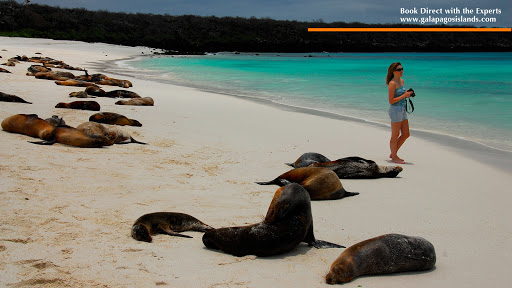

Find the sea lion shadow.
xmin=351 ymin=265 xmax=437 ymax=283
xmin=201 ymin=243 xmax=315 ymax=259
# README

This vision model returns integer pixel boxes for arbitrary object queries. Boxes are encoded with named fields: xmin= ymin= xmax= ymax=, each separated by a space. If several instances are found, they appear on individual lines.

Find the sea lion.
xmin=85 ymin=86 xmax=106 ymax=97
xmin=97 ymin=79 xmax=132 ymax=88
xmin=256 ymin=167 xmax=358 ymax=200
xmin=55 ymin=79 xmax=98 ymax=87
xmin=0 ymin=91 xmax=32 ymax=104
xmin=69 ymin=91 xmax=91 ymax=98
xmin=106 ymin=90 xmax=140 ymax=98
xmin=325 ymin=234 xmax=436 ymax=285
xmin=202 ymin=183 xmax=344 ymax=257
xmin=115 ymin=97 xmax=154 ymax=106
xmin=89 ymin=112 xmax=142 ymax=127
xmin=287 ymin=153 xmax=403 ymax=179
xmin=26 ymin=65 xmax=51 ymax=75
xmin=55 ymin=101 xmax=100 ymax=111
xmin=286 ymin=152 xmax=331 ymax=168
xmin=1 ymin=114 xmax=54 ymax=140
xmin=76 ymin=122 xmax=146 ymax=145
xmin=0 ymin=67 xmax=11 ymax=73
xmin=29 ymin=125 xmax=106 ymax=148
xmin=34 ymin=71 xmax=75 ymax=81
xmin=44 ymin=115 xmax=66 ymax=127
xmin=132 ymin=212 xmax=213 ymax=242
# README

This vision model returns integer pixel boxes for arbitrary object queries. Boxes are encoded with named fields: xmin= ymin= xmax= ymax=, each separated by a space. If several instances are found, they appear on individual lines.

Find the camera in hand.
xmin=407 ymin=88 xmax=416 ymax=97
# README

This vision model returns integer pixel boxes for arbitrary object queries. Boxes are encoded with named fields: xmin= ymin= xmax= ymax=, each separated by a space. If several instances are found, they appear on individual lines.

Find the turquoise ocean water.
xmin=116 ymin=52 xmax=512 ymax=152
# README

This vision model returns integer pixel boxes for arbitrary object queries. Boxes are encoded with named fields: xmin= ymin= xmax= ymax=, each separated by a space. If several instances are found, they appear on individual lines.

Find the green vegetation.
xmin=1 ymin=0 xmax=510 ymax=53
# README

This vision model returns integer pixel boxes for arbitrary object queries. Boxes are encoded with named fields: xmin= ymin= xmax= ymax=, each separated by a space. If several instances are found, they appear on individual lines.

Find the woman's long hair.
xmin=386 ymin=62 xmax=402 ymax=85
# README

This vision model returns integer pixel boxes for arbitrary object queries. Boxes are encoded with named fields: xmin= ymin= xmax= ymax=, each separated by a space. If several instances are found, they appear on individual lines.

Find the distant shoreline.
xmin=90 ymin=54 xmax=512 ymax=173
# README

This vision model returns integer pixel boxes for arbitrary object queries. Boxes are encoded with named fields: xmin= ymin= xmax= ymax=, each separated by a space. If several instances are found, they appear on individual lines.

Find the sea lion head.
xmin=131 ymin=224 xmax=152 ymax=242
xmin=378 ymin=165 xmax=403 ymax=178
xmin=325 ymin=260 xmax=355 ymax=284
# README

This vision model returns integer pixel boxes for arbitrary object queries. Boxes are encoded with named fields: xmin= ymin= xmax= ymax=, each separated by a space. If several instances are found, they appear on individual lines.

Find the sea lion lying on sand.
xmin=132 ymin=212 xmax=213 ymax=242
xmin=76 ymin=122 xmax=146 ymax=145
xmin=0 ymin=67 xmax=11 ymax=73
xmin=325 ymin=234 xmax=436 ymax=285
xmin=287 ymin=152 xmax=403 ymax=179
xmin=115 ymin=97 xmax=154 ymax=106
xmin=34 ymin=71 xmax=75 ymax=81
xmin=55 ymin=101 xmax=100 ymax=111
xmin=203 ymin=183 xmax=344 ymax=257
xmin=55 ymin=79 xmax=98 ymax=87
xmin=2 ymin=114 xmax=54 ymax=140
xmin=256 ymin=167 xmax=358 ymax=200
xmin=0 ymin=91 xmax=31 ymax=104
xmin=89 ymin=112 xmax=142 ymax=127
xmin=29 ymin=125 xmax=106 ymax=148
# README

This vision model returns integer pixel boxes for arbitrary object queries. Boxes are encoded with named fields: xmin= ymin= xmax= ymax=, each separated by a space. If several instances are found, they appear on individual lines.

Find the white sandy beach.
xmin=0 ymin=37 xmax=511 ymax=287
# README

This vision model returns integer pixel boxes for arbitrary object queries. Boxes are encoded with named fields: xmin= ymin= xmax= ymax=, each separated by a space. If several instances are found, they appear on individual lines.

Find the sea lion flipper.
xmin=255 ymin=178 xmax=292 ymax=186
xmin=284 ymin=162 xmax=295 ymax=167
xmin=28 ymin=140 xmax=55 ymax=145
xmin=311 ymin=239 xmax=345 ymax=249
xmin=160 ymin=227 xmax=193 ymax=238
xmin=130 ymin=136 xmax=147 ymax=145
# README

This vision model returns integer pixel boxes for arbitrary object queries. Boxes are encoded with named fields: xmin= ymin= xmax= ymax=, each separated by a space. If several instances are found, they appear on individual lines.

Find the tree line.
xmin=1 ymin=0 xmax=511 ymax=53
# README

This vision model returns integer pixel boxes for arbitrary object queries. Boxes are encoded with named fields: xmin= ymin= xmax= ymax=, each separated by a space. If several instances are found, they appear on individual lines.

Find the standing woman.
xmin=386 ymin=62 xmax=413 ymax=164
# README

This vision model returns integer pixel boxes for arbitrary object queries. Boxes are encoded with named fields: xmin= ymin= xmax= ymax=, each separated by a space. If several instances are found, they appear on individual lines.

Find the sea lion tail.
xmin=284 ymin=163 xmax=295 ymax=167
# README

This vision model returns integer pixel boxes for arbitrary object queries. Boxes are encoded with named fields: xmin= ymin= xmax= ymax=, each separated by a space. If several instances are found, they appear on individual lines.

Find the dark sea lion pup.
xmin=0 ymin=91 xmax=32 ymax=104
xmin=311 ymin=156 xmax=403 ymax=179
xmin=89 ymin=112 xmax=142 ymax=127
xmin=202 ymin=183 xmax=344 ymax=257
xmin=132 ymin=212 xmax=214 ymax=242
xmin=256 ymin=167 xmax=358 ymax=200
xmin=286 ymin=153 xmax=403 ymax=179
xmin=1 ymin=114 xmax=54 ymax=140
xmin=55 ymin=101 xmax=100 ymax=111
xmin=325 ymin=234 xmax=436 ymax=285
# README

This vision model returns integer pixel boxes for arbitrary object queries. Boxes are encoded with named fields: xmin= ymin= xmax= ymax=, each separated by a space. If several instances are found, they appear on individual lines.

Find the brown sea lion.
xmin=325 ymin=234 xmax=436 ymax=285
xmin=55 ymin=101 xmax=100 ymax=111
xmin=115 ymin=97 xmax=154 ymax=106
xmin=29 ymin=125 xmax=106 ymax=148
xmin=0 ymin=91 xmax=32 ymax=104
xmin=0 ymin=67 xmax=11 ymax=73
xmin=106 ymin=90 xmax=140 ymax=98
xmin=256 ymin=167 xmax=358 ymax=200
xmin=286 ymin=153 xmax=403 ymax=179
xmin=1 ymin=114 xmax=54 ymax=140
xmin=34 ymin=71 xmax=75 ymax=81
xmin=69 ymin=91 xmax=91 ymax=98
xmin=89 ymin=112 xmax=142 ymax=127
xmin=132 ymin=212 xmax=214 ymax=242
xmin=85 ymin=86 xmax=106 ymax=97
xmin=26 ymin=65 xmax=51 ymax=75
xmin=55 ymin=79 xmax=98 ymax=87
xmin=97 ymin=79 xmax=132 ymax=88
xmin=202 ymin=183 xmax=344 ymax=257
xmin=76 ymin=122 xmax=146 ymax=145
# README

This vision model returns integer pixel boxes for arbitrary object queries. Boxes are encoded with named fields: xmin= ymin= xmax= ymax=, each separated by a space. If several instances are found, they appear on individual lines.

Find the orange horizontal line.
xmin=308 ymin=28 xmax=511 ymax=32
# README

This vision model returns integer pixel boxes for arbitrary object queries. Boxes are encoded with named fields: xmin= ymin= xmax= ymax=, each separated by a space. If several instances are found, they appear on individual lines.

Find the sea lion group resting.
xmin=1 ymin=54 xmax=435 ymax=285
xmin=2 ymin=114 xmax=145 ymax=148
